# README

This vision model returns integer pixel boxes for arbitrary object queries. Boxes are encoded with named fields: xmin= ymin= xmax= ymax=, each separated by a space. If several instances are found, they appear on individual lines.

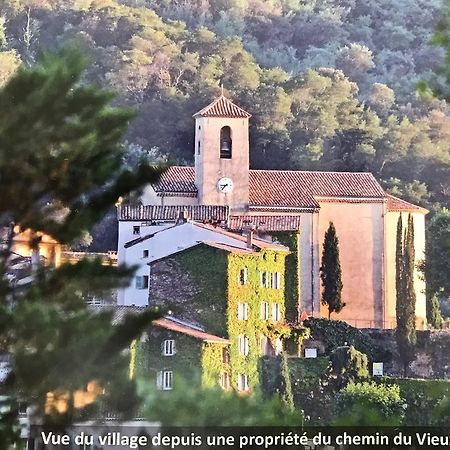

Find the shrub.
xmin=333 ymin=381 xmax=405 ymax=426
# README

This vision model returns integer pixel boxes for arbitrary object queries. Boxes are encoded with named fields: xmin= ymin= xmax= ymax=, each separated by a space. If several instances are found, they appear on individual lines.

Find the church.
xmin=117 ymin=94 xmax=428 ymax=329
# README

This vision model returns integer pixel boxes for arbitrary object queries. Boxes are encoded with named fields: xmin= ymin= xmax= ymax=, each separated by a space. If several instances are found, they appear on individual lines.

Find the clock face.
xmin=217 ymin=177 xmax=233 ymax=194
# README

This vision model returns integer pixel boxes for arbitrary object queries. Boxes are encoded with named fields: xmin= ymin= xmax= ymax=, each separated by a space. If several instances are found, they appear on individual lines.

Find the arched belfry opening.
xmin=220 ymin=126 xmax=232 ymax=159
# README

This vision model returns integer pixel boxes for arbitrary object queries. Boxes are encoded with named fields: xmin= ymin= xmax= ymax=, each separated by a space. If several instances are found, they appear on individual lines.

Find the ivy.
xmin=227 ymin=249 xmax=287 ymax=390
xmin=272 ymin=232 xmax=300 ymax=323
xmin=201 ymin=343 xmax=229 ymax=388
xmin=304 ymin=317 xmax=389 ymax=362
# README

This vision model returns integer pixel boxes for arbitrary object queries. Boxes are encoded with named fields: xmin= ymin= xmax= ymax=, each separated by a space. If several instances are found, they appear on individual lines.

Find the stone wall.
xmin=363 ymin=329 xmax=450 ymax=378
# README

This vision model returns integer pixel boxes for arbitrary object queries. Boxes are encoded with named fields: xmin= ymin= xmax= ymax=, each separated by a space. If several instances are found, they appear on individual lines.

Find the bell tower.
xmin=194 ymin=94 xmax=251 ymax=210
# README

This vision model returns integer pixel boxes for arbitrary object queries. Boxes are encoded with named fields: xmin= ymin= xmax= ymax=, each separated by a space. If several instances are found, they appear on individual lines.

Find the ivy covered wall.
xmin=272 ymin=232 xmax=300 ymax=323
xmin=150 ymin=245 xmax=228 ymax=336
xmin=227 ymin=249 xmax=288 ymax=391
xmin=131 ymin=327 xmax=227 ymax=390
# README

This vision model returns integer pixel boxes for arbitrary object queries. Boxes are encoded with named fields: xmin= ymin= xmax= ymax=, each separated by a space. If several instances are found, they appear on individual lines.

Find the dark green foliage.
xmin=1 ymin=0 xmax=449 ymax=211
xmin=395 ymin=214 xmax=417 ymax=375
xmin=304 ymin=317 xmax=389 ymax=362
xmin=0 ymin=47 xmax=164 ymax=445
xmin=324 ymin=345 xmax=369 ymax=391
xmin=275 ymin=352 xmax=294 ymax=412
xmin=138 ymin=376 xmax=302 ymax=426
xmin=333 ymin=381 xmax=405 ymax=426
xmin=378 ymin=377 xmax=450 ymax=426
xmin=320 ymin=222 xmax=345 ymax=319
xmin=424 ymin=210 xmax=450 ymax=321
xmin=271 ymin=231 xmax=300 ymax=323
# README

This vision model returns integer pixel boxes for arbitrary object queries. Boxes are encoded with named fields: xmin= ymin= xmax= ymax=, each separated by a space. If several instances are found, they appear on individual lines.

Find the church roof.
xmin=229 ymin=215 xmax=302 ymax=232
xmin=118 ymin=204 xmax=228 ymax=222
xmin=193 ymin=95 xmax=252 ymax=119
xmin=151 ymin=166 xmax=386 ymax=209
xmin=386 ymin=194 xmax=428 ymax=214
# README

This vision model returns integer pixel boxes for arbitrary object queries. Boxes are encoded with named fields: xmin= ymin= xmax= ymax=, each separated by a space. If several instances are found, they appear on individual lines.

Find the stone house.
xmin=148 ymin=228 xmax=290 ymax=392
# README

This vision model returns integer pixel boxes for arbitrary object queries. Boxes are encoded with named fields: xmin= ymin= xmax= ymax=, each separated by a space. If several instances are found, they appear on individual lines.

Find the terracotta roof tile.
xmin=153 ymin=318 xmax=230 ymax=344
xmin=152 ymin=166 xmax=197 ymax=194
xmin=200 ymin=241 xmax=259 ymax=255
xmin=193 ymin=95 xmax=251 ymax=119
xmin=229 ymin=215 xmax=302 ymax=232
xmin=151 ymin=166 xmax=386 ymax=209
xmin=249 ymin=170 xmax=385 ymax=208
xmin=118 ymin=205 xmax=229 ymax=222
xmin=386 ymin=194 xmax=428 ymax=213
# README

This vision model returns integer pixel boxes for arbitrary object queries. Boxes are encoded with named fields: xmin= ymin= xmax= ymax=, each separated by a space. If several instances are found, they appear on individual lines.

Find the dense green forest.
xmin=0 ymin=0 xmax=449 ymax=211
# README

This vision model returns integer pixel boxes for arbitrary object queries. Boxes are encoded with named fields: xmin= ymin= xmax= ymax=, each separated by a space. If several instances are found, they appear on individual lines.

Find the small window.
xmin=143 ymin=249 xmax=149 ymax=258
xmin=260 ymin=271 xmax=269 ymax=288
xmin=220 ymin=372 xmax=230 ymax=390
xmin=237 ymin=302 xmax=249 ymax=321
xmin=272 ymin=303 xmax=281 ymax=321
xmin=237 ymin=373 xmax=249 ymax=392
xmin=222 ymin=347 xmax=230 ymax=364
xmin=197 ymin=140 xmax=201 ymax=155
xmin=162 ymin=339 xmax=176 ymax=356
xmin=157 ymin=370 xmax=173 ymax=390
xmin=271 ymin=272 xmax=281 ymax=289
xmin=220 ymin=126 xmax=232 ymax=159
xmin=238 ymin=335 xmax=249 ymax=356
xmin=260 ymin=302 xmax=269 ymax=320
xmin=135 ymin=275 xmax=149 ymax=289
xmin=133 ymin=226 xmax=140 ymax=235
xmin=239 ymin=268 xmax=248 ymax=285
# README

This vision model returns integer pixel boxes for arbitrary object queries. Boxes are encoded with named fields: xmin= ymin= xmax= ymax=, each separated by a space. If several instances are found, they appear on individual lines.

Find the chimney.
xmin=246 ymin=230 xmax=253 ymax=249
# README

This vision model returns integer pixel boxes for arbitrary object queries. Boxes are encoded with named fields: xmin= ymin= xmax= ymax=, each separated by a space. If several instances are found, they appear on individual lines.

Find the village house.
xmin=118 ymin=94 xmax=428 ymax=330
xmin=146 ymin=223 xmax=290 ymax=392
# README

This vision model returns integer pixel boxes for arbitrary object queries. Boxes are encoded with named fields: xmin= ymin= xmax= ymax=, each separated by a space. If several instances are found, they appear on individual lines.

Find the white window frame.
xmin=237 ymin=302 xmax=249 ymax=321
xmin=239 ymin=268 xmax=248 ymax=285
xmin=260 ymin=302 xmax=269 ymax=320
xmin=220 ymin=372 xmax=230 ymax=390
xmin=272 ymin=303 xmax=281 ymax=321
xmin=237 ymin=373 xmax=249 ymax=392
xmin=238 ymin=335 xmax=249 ymax=356
xmin=157 ymin=370 xmax=173 ymax=390
xmin=135 ymin=275 xmax=149 ymax=290
xmin=162 ymin=339 xmax=176 ymax=356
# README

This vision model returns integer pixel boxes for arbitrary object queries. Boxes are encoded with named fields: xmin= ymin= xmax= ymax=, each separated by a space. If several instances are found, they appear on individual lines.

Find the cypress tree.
xmin=320 ymin=222 xmax=345 ymax=318
xmin=276 ymin=352 xmax=295 ymax=413
xmin=395 ymin=214 xmax=417 ymax=376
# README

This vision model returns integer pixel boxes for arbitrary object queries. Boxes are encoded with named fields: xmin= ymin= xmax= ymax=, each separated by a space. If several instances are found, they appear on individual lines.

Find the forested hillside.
xmin=0 ymin=0 xmax=449 ymax=210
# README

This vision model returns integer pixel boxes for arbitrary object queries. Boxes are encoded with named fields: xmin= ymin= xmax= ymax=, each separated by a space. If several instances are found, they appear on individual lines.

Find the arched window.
xmin=220 ymin=126 xmax=232 ymax=159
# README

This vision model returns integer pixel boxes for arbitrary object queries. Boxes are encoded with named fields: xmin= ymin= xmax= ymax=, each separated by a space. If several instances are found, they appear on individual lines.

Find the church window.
xmin=220 ymin=126 xmax=232 ymax=159
xmin=237 ymin=302 xmax=249 ymax=320
xmin=162 ymin=339 xmax=176 ymax=356
xmin=239 ymin=268 xmax=248 ymax=285
xmin=135 ymin=275 xmax=149 ymax=289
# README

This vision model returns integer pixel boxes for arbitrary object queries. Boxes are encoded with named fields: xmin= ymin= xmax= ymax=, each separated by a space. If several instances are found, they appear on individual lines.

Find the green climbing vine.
xmin=227 ymin=249 xmax=288 ymax=390
xmin=272 ymin=232 xmax=300 ymax=323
